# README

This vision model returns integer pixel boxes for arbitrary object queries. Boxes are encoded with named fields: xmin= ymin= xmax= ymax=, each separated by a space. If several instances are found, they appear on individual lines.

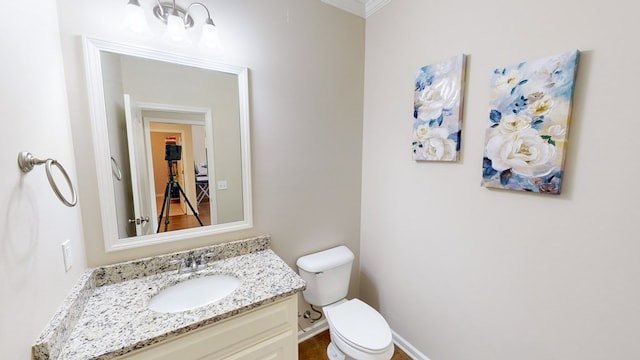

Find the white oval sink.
xmin=148 ymin=274 xmax=240 ymax=313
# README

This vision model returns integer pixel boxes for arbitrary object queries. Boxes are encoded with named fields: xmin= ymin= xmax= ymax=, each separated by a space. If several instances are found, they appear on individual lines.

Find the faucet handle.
xmin=191 ymin=251 xmax=218 ymax=269
xmin=195 ymin=252 xmax=212 ymax=266
xmin=168 ymin=258 xmax=187 ymax=272
xmin=204 ymin=251 xmax=218 ymax=260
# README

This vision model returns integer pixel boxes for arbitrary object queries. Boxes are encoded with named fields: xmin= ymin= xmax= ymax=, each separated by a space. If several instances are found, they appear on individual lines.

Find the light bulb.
xmin=163 ymin=14 xmax=191 ymax=46
xmin=199 ymin=22 xmax=220 ymax=49
xmin=122 ymin=0 xmax=151 ymax=36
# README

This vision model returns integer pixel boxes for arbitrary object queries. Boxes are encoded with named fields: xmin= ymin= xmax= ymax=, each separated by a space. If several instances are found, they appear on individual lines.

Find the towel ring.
xmin=110 ymin=156 xmax=122 ymax=181
xmin=18 ymin=151 xmax=78 ymax=207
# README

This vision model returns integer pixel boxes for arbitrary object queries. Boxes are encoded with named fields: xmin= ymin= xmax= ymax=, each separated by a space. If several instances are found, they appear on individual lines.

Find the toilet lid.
xmin=326 ymin=298 xmax=392 ymax=352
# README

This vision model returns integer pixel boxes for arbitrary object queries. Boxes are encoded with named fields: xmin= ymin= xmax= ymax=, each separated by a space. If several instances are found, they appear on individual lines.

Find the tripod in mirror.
xmin=157 ymin=144 xmax=204 ymax=232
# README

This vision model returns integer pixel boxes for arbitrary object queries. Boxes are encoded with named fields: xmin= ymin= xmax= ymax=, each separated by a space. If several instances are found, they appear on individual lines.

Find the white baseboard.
xmin=297 ymin=319 xmax=329 ymax=343
xmin=391 ymin=329 xmax=431 ymax=360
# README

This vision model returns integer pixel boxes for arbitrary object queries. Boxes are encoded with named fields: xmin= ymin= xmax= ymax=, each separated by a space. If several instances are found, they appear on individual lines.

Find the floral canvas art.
xmin=412 ymin=54 xmax=466 ymax=161
xmin=481 ymin=50 xmax=579 ymax=194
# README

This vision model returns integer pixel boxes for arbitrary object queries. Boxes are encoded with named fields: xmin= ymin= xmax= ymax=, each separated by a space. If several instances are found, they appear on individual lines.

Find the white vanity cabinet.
xmin=118 ymin=296 xmax=298 ymax=360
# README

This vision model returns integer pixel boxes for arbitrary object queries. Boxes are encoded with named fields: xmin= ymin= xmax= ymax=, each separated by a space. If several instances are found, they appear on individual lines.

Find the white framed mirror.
xmin=83 ymin=36 xmax=252 ymax=252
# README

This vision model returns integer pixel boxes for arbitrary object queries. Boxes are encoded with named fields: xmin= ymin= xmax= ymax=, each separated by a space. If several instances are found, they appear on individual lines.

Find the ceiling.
xmin=321 ymin=0 xmax=391 ymax=18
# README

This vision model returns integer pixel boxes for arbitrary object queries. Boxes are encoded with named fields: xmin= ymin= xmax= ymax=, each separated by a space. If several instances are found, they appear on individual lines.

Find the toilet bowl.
xmin=296 ymin=246 xmax=394 ymax=360
xmin=324 ymin=299 xmax=394 ymax=360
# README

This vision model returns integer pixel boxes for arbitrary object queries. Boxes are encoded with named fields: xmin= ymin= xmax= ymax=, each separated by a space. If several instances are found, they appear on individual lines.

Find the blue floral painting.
xmin=481 ymin=50 xmax=579 ymax=194
xmin=412 ymin=54 xmax=466 ymax=161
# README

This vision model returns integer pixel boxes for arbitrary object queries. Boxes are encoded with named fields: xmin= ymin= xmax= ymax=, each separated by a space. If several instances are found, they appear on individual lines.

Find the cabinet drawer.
xmin=118 ymin=296 xmax=297 ymax=359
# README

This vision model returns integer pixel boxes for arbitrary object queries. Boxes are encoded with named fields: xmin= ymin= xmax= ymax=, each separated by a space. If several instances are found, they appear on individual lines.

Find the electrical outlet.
xmin=62 ymin=240 xmax=73 ymax=272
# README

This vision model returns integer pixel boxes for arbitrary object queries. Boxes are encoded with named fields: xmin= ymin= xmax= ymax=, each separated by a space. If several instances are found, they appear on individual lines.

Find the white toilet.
xmin=297 ymin=246 xmax=394 ymax=360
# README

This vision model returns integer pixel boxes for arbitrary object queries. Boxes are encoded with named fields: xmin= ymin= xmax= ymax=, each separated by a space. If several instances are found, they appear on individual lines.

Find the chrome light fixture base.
xmin=153 ymin=3 xmax=194 ymax=28
xmin=125 ymin=0 xmax=220 ymax=49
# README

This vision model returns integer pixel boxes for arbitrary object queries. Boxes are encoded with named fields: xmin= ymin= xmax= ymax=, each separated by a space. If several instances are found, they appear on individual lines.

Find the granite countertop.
xmin=33 ymin=235 xmax=306 ymax=360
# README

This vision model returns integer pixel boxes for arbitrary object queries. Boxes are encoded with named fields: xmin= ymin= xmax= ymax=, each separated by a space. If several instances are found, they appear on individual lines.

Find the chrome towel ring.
xmin=18 ymin=151 xmax=78 ymax=207
xmin=110 ymin=156 xmax=123 ymax=181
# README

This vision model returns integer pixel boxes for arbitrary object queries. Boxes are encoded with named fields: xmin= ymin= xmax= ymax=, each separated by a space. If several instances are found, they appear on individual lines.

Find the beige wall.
xmin=56 ymin=0 xmax=364 ymax=316
xmin=361 ymin=0 xmax=640 ymax=359
xmin=0 ymin=1 xmax=88 ymax=358
xmin=101 ymin=51 xmax=136 ymax=238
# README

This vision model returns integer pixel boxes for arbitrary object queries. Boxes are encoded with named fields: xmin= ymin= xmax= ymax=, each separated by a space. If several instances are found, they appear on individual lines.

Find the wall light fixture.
xmin=124 ymin=0 xmax=220 ymax=49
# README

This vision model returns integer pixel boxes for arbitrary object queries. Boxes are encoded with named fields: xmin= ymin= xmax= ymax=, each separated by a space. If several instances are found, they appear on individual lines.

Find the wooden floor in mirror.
xmin=155 ymin=198 xmax=211 ymax=232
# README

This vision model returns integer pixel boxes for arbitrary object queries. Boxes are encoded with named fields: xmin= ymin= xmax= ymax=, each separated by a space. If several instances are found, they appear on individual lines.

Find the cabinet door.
xmin=118 ymin=296 xmax=297 ymax=360
xmin=219 ymin=329 xmax=297 ymax=360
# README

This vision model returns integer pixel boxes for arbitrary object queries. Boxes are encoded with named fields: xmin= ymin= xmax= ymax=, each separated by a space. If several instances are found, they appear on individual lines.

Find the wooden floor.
xmin=298 ymin=330 xmax=412 ymax=360
xmin=155 ymin=197 xmax=211 ymax=232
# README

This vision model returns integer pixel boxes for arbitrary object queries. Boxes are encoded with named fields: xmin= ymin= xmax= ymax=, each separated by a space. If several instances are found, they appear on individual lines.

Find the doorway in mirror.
xmin=151 ymin=131 xmax=211 ymax=232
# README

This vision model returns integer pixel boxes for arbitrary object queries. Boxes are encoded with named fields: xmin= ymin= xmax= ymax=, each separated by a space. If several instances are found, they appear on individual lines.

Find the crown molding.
xmin=321 ymin=0 xmax=391 ymax=18
xmin=365 ymin=0 xmax=391 ymax=17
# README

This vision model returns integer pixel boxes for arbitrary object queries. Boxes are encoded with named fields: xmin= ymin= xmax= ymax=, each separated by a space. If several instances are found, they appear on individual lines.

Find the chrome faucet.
xmin=170 ymin=251 xmax=217 ymax=273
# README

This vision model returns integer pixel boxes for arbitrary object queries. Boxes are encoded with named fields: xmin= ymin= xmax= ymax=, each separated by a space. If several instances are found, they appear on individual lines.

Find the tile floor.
xmin=298 ymin=330 xmax=412 ymax=359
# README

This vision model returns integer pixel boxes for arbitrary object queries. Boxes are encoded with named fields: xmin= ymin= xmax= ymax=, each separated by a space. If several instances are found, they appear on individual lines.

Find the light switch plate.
xmin=217 ymin=180 xmax=228 ymax=190
xmin=62 ymin=239 xmax=73 ymax=272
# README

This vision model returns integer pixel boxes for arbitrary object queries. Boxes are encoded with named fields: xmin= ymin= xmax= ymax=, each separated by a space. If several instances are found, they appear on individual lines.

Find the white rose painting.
xmin=481 ymin=50 xmax=579 ymax=194
xmin=412 ymin=54 xmax=466 ymax=161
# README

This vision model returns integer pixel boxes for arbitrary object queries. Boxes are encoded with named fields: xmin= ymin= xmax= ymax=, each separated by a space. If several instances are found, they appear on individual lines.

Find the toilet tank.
xmin=296 ymin=246 xmax=354 ymax=306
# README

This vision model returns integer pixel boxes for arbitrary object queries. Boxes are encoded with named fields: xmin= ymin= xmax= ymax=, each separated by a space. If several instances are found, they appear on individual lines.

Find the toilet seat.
xmin=324 ymin=298 xmax=393 ymax=354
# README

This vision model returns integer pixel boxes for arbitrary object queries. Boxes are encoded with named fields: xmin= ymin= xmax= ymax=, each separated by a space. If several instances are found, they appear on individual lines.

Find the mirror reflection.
xmin=84 ymin=37 xmax=252 ymax=250
xmin=149 ymin=122 xmax=209 ymax=233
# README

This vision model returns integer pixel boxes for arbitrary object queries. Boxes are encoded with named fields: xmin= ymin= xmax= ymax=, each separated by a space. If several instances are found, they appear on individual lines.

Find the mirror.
xmin=83 ymin=37 xmax=252 ymax=252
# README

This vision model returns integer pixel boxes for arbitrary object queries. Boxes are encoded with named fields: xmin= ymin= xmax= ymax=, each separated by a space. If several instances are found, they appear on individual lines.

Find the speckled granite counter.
xmin=32 ymin=235 xmax=305 ymax=360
